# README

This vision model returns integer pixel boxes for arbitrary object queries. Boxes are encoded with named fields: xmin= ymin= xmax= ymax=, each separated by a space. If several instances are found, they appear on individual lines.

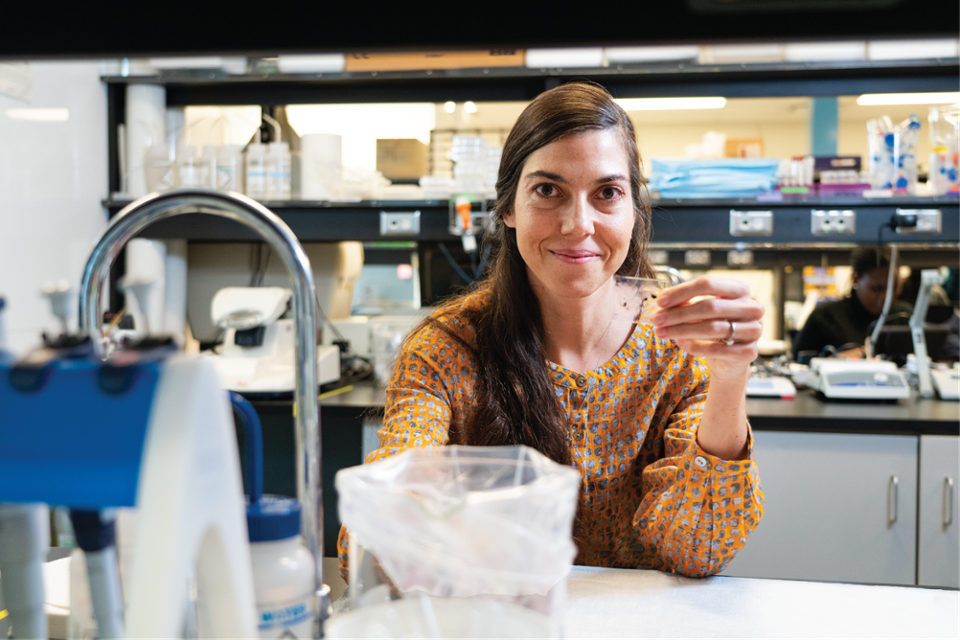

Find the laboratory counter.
xmin=36 ymin=554 xmax=959 ymax=638
xmin=307 ymin=381 xmax=959 ymax=436
xmin=246 ymin=380 xmax=958 ymax=559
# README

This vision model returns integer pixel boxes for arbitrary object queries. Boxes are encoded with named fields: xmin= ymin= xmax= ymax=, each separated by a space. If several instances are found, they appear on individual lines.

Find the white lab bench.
xmin=562 ymin=566 xmax=958 ymax=638
xmin=39 ymin=557 xmax=958 ymax=638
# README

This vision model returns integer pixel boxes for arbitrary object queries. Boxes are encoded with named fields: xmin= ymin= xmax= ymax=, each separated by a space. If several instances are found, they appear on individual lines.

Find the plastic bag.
xmin=335 ymin=445 xmax=580 ymax=600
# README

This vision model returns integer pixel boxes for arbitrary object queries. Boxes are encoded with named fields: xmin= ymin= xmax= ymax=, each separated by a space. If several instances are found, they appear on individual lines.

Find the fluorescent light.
xmin=605 ymin=46 xmax=699 ymax=63
xmin=5 ymin=108 xmax=69 ymax=122
xmin=783 ymin=41 xmax=865 ymax=62
xmin=277 ymin=54 xmax=345 ymax=74
xmin=856 ymin=93 xmax=960 ymax=106
xmin=867 ymin=39 xmax=958 ymax=61
xmin=615 ymin=97 xmax=726 ymax=111
xmin=526 ymin=48 xmax=604 ymax=68
xmin=464 ymin=101 xmax=478 ymax=114
xmin=444 ymin=101 xmax=456 ymax=114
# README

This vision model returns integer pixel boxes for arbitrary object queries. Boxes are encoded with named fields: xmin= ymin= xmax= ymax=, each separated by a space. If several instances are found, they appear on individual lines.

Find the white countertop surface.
xmin=40 ymin=556 xmax=959 ymax=638
xmin=564 ymin=566 xmax=959 ymax=638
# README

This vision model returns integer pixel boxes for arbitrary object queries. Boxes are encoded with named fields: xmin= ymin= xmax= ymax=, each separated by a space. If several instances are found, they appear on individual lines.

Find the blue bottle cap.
xmin=246 ymin=494 xmax=301 ymax=542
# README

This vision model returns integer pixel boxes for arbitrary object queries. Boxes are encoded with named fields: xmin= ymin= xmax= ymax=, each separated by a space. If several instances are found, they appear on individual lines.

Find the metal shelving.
xmin=102 ymin=58 xmax=959 ymax=249
xmin=104 ymin=195 xmax=959 ymax=249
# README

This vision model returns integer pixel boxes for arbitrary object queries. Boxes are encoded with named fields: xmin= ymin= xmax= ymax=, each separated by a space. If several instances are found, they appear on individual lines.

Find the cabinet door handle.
xmin=945 ymin=477 xmax=955 ymax=528
xmin=887 ymin=475 xmax=899 ymax=526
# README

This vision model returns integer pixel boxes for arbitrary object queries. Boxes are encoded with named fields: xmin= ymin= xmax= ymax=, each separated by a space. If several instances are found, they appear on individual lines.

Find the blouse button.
xmin=576 ymin=375 xmax=587 ymax=387
xmin=694 ymin=456 xmax=708 ymax=469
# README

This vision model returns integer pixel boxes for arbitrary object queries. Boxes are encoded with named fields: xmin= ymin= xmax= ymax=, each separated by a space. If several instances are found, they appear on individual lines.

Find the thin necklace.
xmin=592 ymin=313 xmax=615 ymax=371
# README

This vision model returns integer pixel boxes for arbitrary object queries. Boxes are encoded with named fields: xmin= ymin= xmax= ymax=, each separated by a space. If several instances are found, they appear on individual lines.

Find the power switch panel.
xmin=811 ymin=209 xmax=856 ymax=235
xmin=729 ymin=210 xmax=773 ymax=236
xmin=895 ymin=209 xmax=942 ymax=234
xmin=379 ymin=211 xmax=421 ymax=236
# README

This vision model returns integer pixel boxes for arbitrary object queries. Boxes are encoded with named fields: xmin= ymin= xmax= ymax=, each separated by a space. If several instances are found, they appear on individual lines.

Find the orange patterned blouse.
xmin=338 ymin=290 xmax=764 ymax=578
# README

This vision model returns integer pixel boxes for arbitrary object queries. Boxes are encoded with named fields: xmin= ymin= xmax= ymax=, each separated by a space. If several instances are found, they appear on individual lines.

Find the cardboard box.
xmin=345 ymin=50 xmax=524 ymax=72
xmin=377 ymin=139 xmax=429 ymax=181
xmin=725 ymin=138 xmax=764 ymax=158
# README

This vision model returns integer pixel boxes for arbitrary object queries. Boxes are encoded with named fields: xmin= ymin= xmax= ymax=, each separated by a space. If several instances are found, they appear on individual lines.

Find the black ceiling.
xmin=3 ymin=1 xmax=958 ymax=59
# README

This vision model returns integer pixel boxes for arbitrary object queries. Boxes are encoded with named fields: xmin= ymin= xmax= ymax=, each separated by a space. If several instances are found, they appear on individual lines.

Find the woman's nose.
xmin=559 ymin=195 xmax=595 ymax=235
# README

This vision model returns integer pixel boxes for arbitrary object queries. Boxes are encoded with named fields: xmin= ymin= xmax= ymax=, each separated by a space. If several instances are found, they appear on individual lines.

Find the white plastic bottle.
xmin=246 ymin=143 xmax=267 ymax=200
xmin=176 ymin=144 xmax=200 ymax=188
xmin=198 ymin=145 xmax=218 ymax=189
xmin=247 ymin=496 xmax=315 ymax=639
xmin=266 ymin=142 xmax=292 ymax=200
xmin=217 ymin=144 xmax=244 ymax=193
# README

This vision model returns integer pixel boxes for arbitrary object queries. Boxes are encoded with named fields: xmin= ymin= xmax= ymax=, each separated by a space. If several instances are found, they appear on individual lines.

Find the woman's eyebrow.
xmin=524 ymin=170 xmax=566 ymax=183
xmin=596 ymin=174 xmax=627 ymax=184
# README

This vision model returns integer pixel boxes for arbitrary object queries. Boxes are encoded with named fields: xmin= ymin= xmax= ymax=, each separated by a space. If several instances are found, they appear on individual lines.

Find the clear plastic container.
xmin=928 ymin=104 xmax=959 ymax=196
xmin=335 ymin=445 xmax=580 ymax=633
xmin=867 ymin=114 xmax=921 ymax=193
xmin=143 ymin=144 xmax=174 ymax=193
xmin=246 ymin=143 xmax=267 ymax=200
xmin=217 ymin=144 xmax=244 ymax=193
xmin=326 ymin=596 xmax=558 ymax=639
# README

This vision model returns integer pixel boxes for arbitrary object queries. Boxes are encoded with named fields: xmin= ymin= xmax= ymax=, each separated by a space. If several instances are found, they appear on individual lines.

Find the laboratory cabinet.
xmin=918 ymin=434 xmax=960 ymax=588
xmin=721 ymin=430 xmax=919 ymax=586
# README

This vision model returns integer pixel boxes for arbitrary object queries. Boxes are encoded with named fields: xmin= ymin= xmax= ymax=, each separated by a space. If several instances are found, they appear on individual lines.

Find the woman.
xmin=340 ymin=82 xmax=764 ymax=578
xmin=793 ymin=245 xmax=912 ymax=361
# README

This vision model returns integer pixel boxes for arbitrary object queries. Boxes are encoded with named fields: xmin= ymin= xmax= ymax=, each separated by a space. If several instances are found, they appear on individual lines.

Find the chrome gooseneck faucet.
xmin=78 ymin=189 xmax=329 ymax=635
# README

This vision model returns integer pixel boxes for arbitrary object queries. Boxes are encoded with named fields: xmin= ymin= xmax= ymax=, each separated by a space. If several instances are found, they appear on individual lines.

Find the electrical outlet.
xmin=648 ymin=250 xmax=669 ymax=265
xmin=684 ymin=250 xmax=711 ymax=266
xmin=727 ymin=250 xmax=754 ymax=266
xmin=729 ymin=210 xmax=773 ymax=236
xmin=379 ymin=211 xmax=421 ymax=236
xmin=895 ymin=209 xmax=941 ymax=234
xmin=811 ymin=209 xmax=856 ymax=235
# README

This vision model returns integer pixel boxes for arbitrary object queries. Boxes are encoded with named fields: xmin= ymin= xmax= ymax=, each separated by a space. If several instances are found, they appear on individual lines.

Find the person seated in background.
xmin=792 ymin=245 xmax=913 ymax=362
xmin=942 ymin=312 xmax=960 ymax=362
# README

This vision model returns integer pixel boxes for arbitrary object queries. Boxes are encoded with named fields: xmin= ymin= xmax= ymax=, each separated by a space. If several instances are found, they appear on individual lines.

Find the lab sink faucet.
xmin=78 ymin=189 xmax=329 ymax=632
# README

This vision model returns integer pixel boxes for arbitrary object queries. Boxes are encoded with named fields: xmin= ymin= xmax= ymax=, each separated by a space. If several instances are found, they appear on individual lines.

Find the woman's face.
xmin=503 ymin=129 xmax=635 ymax=303
xmin=855 ymin=267 xmax=890 ymax=316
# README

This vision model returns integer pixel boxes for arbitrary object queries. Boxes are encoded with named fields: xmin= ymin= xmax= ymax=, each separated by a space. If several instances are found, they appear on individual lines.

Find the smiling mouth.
xmin=550 ymin=250 xmax=597 ymax=263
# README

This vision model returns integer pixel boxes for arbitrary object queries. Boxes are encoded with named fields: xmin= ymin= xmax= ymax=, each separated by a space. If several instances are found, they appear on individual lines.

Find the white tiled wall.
xmin=0 ymin=62 xmax=108 ymax=354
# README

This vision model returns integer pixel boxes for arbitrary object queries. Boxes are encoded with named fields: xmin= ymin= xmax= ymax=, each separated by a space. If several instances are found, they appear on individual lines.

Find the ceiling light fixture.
xmin=614 ymin=97 xmax=726 ymax=111
xmin=856 ymin=93 xmax=960 ymax=106
xmin=443 ymin=101 xmax=456 ymax=114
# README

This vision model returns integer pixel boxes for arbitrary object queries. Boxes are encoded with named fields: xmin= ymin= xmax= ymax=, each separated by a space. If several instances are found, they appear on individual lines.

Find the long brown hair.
xmin=428 ymin=81 xmax=654 ymax=464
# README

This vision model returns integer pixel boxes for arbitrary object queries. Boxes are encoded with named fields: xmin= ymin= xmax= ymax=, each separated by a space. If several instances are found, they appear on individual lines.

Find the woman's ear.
xmin=502 ymin=209 xmax=516 ymax=228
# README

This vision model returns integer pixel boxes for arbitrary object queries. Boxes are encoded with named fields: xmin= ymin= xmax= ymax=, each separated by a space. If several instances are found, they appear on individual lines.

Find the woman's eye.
xmin=599 ymin=186 xmax=622 ymax=200
xmin=535 ymin=184 xmax=558 ymax=197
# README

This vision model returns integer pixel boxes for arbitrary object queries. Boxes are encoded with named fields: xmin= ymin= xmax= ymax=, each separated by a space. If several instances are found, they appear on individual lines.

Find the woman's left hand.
xmin=650 ymin=275 xmax=764 ymax=379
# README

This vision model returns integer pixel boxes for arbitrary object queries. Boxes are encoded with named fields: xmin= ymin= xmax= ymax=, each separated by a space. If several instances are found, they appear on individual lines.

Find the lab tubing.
xmin=78 ymin=189 xmax=325 ymax=630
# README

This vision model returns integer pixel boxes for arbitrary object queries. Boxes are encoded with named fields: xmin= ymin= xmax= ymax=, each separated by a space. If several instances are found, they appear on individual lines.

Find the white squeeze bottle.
xmin=266 ymin=142 xmax=292 ymax=200
xmin=234 ymin=392 xmax=316 ymax=640
xmin=246 ymin=143 xmax=267 ymax=200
